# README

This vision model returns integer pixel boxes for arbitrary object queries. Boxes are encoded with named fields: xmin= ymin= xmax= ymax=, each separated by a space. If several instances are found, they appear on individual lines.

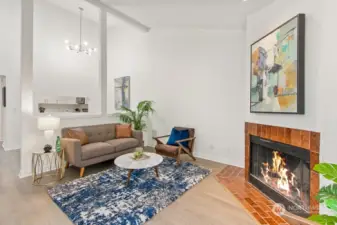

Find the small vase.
xmin=56 ymin=136 xmax=61 ymax=153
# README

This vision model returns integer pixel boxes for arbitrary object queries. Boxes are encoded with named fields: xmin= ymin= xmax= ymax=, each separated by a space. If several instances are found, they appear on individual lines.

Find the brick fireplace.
xmin=245 ymin=122 xmax=320 ymax=216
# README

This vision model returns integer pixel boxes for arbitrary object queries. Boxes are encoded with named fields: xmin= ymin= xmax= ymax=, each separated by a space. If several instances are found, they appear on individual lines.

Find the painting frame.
xmin=114 ymin=76 xmax=130 ymax=110
xmin=250 ymin=14 xmax=305 ymax=114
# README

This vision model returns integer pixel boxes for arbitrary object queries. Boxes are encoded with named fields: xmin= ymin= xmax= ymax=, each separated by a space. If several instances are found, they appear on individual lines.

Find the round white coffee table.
xmin=114 ymin=152 xmax=163 ymax=185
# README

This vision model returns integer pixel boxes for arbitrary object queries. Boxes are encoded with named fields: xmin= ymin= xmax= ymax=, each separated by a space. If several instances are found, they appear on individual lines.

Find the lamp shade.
xmin=37 ymin=115 xmax=60 ymax=131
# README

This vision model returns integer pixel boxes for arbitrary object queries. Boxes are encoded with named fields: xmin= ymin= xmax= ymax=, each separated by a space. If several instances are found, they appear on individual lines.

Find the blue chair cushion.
xmin=167 ymin=128 xmax=189 ymax=148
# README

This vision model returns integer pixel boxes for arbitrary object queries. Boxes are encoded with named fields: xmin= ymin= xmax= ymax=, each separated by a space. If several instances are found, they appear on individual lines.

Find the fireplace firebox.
xmin=249 ymin=135 xmax=310 ymax=217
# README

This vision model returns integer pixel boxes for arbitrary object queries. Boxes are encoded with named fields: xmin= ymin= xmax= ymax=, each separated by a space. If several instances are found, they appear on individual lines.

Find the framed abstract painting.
xmin=250 ymin=14 xmax=305 ymax=114
xmin=114 ymin=76 xmax=130 ymax=110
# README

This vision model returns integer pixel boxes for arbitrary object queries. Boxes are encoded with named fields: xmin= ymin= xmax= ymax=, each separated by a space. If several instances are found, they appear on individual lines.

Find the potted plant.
xmin=309 ymin=163 xmax=337 ymax=224
xmin=119 ymin=100 xmax=155 ymax=131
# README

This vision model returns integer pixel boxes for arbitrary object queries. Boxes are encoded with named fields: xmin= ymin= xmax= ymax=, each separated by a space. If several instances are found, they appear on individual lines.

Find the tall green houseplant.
xmin=119 ymin=100 xmax=155 ymax=131
xmin=309 ymin=163 xmax=337 ymax=225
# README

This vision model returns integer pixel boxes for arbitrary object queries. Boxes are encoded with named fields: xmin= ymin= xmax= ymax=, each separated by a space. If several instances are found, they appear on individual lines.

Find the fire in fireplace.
xmin=249 ymin=135 xmax=310 ymax=217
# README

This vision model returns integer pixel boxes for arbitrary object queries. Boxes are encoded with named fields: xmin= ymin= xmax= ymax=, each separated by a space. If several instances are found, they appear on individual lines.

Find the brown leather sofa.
xmin=61 ymin=123 xmax=143 ymax=177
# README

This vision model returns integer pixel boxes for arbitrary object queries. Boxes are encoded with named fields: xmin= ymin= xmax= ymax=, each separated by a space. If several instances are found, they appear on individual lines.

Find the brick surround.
xmin=245 ymin=122 xmax=320 ymax=215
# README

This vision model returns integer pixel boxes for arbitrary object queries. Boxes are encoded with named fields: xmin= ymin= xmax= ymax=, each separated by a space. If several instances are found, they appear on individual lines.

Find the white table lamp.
xmin=38 ymin=115 xmax=60 ymax=150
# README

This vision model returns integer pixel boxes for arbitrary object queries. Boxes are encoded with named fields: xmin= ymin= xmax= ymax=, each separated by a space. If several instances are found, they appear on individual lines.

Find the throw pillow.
xmin=116 ymin=124 xmax=132 ymax=138
xmin=66 ymin=128 xmax=89 ymax=145
xmin=167 ymin=128 xmax=189 ymax=148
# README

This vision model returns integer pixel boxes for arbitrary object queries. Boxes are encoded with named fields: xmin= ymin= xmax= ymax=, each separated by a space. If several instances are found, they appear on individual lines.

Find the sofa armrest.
xmin=61 ymin=138 xmax=82 ymax=167
xmin=132 ymin=130 xmax=144 ymax=147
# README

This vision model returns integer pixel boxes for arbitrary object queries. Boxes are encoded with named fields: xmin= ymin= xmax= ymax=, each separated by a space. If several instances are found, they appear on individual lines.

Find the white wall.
xmin=245 ymin=0 xmax=337 ymax=214
xmin=246 ymin=0 xmax=336 ymax=165
xmin=33 ymin=0 xmax=101 ymax=113
xmin=19 ymin=1 xmax=113 ymax=177
xmin=0 ymin=0 xmax=22 ymax=151
xmin=245 ymin=0 xmax=324 ymax=132
xmin=107 ymin=28 xmax=245 ymax=167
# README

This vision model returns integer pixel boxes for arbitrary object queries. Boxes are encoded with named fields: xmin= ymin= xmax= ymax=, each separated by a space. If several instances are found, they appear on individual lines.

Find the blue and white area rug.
xmin=48 ymin=157 xmax=211 ymax=225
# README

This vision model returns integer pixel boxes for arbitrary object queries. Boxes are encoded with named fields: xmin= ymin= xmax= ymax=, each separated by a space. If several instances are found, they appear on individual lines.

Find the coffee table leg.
xmin=154 ymin=166 xmax=159 ymax=178
xmin=127 ymin=169 xmax=133 ymax=185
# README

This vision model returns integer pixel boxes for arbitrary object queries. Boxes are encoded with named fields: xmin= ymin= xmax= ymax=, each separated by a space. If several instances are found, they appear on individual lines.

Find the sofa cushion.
xmin=105 ymin=138 xmax=139 ymax=152
xmin=66 ymin=128 xmax=89 ymax=145
xmin=83 ymin=124 xmax=117 ymax=143
xmin=167 ymin=128 xmax=189 ymax=148
xmin=81 ymin=142 xmax=115 ymax=160
xmin=116 ymin=124 xmax=132 ymax=139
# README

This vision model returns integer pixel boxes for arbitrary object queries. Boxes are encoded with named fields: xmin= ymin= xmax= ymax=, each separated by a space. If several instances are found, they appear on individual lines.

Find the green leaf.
xmin=119 ymin=114 xmax=133 ymax=124
xmin=120 ymin=106 xmax=134 ymax=114
xmin=314 ymin=163 xmax=337 ymax=183
xmin=137 ymin=100 xmax=155 ymax=113
xmin=118 ymin=100 xmax=154 ymax=131
xmin=317 ymin=184 xmax=337 ymax=203
xmin=308 ymin=215 xmax=337 ymax=225
xmin=316 ymin=184 xmax=337 ymax=213
xmin=325 ymin=199 xmax=337 ymax=212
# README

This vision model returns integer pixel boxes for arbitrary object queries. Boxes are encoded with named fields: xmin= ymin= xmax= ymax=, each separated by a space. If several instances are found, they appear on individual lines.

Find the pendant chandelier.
xmin=64 ymin=7 xmax=97 ymax=55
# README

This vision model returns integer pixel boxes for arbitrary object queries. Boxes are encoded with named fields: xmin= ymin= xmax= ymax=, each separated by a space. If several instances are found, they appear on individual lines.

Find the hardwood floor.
xmin=0 ymin=147 xmax=257 ymax=225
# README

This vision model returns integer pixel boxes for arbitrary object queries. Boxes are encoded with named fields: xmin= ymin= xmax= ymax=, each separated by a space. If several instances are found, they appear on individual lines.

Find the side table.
xmin=32 ymin=149 xmax=65 ymax=185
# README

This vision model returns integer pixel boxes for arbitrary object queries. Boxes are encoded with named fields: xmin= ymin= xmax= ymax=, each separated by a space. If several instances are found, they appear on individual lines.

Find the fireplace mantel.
xmin=245 ymin=122 xmax=320 ymax=215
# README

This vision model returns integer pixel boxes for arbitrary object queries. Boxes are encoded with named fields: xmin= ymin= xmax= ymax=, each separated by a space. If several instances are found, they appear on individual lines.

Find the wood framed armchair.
xmin=153 ymin=127 xmax=196 ymax=165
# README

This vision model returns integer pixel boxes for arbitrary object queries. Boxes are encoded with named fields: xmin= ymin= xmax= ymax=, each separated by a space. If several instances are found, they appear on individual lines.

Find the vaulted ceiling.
xmin=45 ymin=0 xmax=275 ymax=30
xmin=102 ymin=0 xmax=272 ymax=7
xmin=103 ymin=0 xmax=275 ymax=30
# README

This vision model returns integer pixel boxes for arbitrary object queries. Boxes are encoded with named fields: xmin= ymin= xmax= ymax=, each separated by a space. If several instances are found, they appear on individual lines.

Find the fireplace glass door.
xmin=250 ymin=137 xmax=310 ymax=212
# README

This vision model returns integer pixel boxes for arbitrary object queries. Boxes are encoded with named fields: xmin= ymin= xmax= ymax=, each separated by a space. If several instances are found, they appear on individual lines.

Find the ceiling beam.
xmin=85 ymin=0 xmax=151 ymax=32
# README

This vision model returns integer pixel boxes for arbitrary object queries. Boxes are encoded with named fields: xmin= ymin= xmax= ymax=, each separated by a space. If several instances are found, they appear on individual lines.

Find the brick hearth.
xmin=216 ymin=165 xmax=290 ymax=225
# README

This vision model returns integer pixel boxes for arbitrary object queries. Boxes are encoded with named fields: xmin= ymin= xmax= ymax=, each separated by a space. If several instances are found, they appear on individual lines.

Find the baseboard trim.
xmin=18 ymin=170 xmax=32 ymax=179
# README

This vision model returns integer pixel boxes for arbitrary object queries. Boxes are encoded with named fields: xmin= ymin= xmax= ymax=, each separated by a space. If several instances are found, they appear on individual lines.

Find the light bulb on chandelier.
xmin=64 ymin=7 xmax=98 ymax=55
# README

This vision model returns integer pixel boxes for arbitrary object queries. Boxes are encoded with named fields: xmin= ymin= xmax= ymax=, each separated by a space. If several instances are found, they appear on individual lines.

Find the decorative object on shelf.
xmin=32 ymin=149 xmax=65 ymax=185
xmin=43 ymin=144 xmax=52 ymax=153
xmin=56 ymin=136 xmax=61 ymax=153
xmin=76 ymin=97 xmax=86 ymax=104
xmin=308 ymin=163 xmax=337 ymax=225
xmin=119 ymin=100 xmax=155 ymax=131
xmin=250 ymin=14 xmax=305 ymax=114
xmin=38 ymin=115 xmax=60 ymax=150
xmin=64 ymin=7 xmax=97 ymax=55
xmin=38 ymin=96 xmax=90 ymax=114
xmin=39 ymin=106 xmax=46 ymax=113
xmin=115 ymin=76 xmax=130 ymax=110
